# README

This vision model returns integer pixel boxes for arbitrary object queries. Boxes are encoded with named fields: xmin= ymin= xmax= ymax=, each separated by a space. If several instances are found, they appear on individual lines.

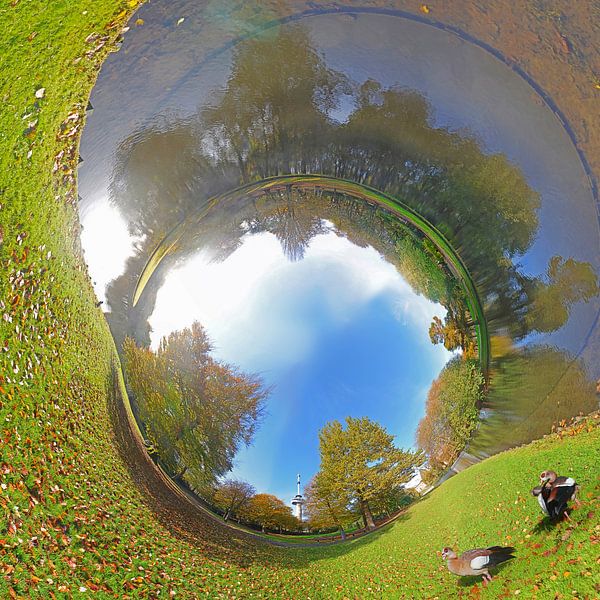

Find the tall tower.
xmin=291 ymin=473 xmax=304 ymax=521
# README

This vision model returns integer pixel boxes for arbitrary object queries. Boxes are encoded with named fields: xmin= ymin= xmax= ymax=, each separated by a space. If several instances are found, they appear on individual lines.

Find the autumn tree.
xmin=122 ymin=322 xmax=268 ymax=491
xmin=317 ymin=417 xmax=423 ymax=530
xmin=416 ymin=358 xmax=484 ymax=474
xmin=429 ymin=311 xmax=477 ymax=359
xmin=212 ymin=479 xmax=255 ymax=521
xmin=304 ymin=474 xmax=356 ymax=535
xmin=239 ymin=493 xmax=299 ymax=532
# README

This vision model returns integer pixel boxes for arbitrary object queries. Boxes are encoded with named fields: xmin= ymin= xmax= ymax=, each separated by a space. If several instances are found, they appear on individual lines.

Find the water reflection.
xmin=79 ymin=4 xmax=599 ymax=521
xmin=470 ymin=342 xmax=597 ymax=457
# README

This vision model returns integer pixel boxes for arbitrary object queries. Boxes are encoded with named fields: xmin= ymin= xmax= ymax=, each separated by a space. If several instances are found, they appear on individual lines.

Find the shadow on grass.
xmin=529 ymin=509 xmax=581 ymax=535
xmin=107 ymin=360 xmax=412 ymax=569
xmin=530 ymin=517 xmax=557 ymax=535
xmin=456 ymin=560 xmax=514 ymax=588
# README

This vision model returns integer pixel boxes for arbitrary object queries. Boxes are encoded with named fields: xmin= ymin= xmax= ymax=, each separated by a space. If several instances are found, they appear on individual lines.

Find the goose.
xmin=441 ymin=545 xmax=516 ymax=585
xmin=532 ymin=470 xmax=579 ymax=521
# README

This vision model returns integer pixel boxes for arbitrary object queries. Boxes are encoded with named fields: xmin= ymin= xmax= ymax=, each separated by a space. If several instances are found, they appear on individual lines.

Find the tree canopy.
xmin=317 ymin=416 xmax=423 ymax=529
xmin=304 ymin=473 xmax=356 ymax=532
xmin=239 ymin=493 xmax=299 ymax=532
xmin=122 ymin=322 xmax=268 ymax=491
xmin=416 ymin=358 xmax=484 ymax=476
xmin=211 ymin=479 xmax=255 ymax=522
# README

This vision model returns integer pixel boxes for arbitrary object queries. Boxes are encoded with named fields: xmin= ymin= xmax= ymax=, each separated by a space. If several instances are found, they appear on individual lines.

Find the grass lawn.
xmin=1 ymin=1 xmax=599 ymax=598
xmin=277 ymin=419 xmax=600 ymax=598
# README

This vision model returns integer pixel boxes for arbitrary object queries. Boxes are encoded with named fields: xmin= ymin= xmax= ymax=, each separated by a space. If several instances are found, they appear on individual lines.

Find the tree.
xmin=416 ymin=358 xmax=484 ymax=472
xmin=369 ymin=486 xmax=417 ymax=517
xmin=201 ymin=25 xmax=349 ymax=180
xmin=338 ymin=80 xmax=540 ymax=276
xmin=304 ymin=474 xmax=355 ymax=534
xmin=428 ymin=311 xmax=477 ymax=358
xmin=122 ymin=338 xmax=187 ymax=475
xmin=239 ymin=494 xmax=299 ymax=532
xmin=317 ymin=417 xmax=423 ymax=529
xmin=122 ymin=322 xmax=268 ymax=491
xmin=254 ymin=189 xmax=329 ymax=261
xmin=394 ymin=235 xmax=450 ymax=305
xmin=212 ymin=479 xmax=255 ymax=521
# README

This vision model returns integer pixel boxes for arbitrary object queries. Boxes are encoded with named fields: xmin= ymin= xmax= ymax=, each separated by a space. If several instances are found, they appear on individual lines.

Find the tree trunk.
xmin=326 ymin=498 xmax=342 ymax=534
xmin=173 ymin=465 xmax=188 ymax=481
xmin=360 ymin=498 xmax=376 ymax=529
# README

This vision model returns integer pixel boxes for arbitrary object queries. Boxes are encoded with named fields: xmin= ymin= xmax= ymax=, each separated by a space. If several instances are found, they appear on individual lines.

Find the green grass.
xmin=247 ymin=524 xmax=362 ymax=545
xmin=275 ymin=418 xmax=600 ymax=598
xmin=1 ymin=1 xmax=599 ymax=598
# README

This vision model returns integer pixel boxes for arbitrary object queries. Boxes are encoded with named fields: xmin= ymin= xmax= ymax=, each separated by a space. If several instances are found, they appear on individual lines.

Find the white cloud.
xmin=148 ymin=230 xmax=449 ymax=373
xmin=149 ymin=229 xmax=455 ymax=498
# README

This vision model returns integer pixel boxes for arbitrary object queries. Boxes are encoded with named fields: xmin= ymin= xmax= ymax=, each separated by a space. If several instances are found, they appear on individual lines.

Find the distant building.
xmin=404 ymin=469 xmax=433 ymax=496
xmin=291 ymin=473 xmax=304 ymax=520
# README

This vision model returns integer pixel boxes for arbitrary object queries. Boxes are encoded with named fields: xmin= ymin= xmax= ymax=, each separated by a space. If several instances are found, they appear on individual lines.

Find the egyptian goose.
xmin=531 ymin=470 xmax=579 ymax=521
xmin=441 ymin=546 xmax=516 ymax=585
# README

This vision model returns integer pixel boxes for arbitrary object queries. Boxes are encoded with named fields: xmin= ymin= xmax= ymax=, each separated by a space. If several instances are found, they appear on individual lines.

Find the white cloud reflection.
xmin=80 ymin=197 xmax=139 ymax=305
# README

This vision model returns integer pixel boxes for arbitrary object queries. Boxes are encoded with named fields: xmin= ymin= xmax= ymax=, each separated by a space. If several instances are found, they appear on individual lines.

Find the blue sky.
xmin=148 ymin=229 xmax=452 ymax=504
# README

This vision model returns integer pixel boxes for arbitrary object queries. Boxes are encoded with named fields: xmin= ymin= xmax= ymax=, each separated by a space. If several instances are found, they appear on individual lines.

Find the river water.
xmin=78 ymin=1 xmax=599 ymax=500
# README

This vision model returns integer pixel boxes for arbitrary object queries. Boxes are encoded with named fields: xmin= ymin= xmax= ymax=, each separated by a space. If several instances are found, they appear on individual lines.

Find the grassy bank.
xmin=1 ymin=1 xmax=599 ymax=598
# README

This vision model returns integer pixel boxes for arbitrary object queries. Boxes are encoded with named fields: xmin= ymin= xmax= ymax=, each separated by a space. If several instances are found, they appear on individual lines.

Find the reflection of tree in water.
xmin=469 ymin=342 xmax=598 ymax=457
xmin=105 ymin=23 xmax=598 ymax=467
xmin=108 ymin=24 xmax=596 ymax=344
xmin=201 ymin=26 xmax=349 ymax=180
xmin=248 ymin=189 xmax=329 ymax=262
xmin=525 ymin=257 xmax=598 ymax=333
xmin=335 ymin=79 xmax=540 ymax=278
xmin=111 ymin=121 xmax=222 ymax=239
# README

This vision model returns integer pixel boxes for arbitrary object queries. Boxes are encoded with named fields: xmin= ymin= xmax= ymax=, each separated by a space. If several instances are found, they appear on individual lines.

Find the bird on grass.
xmin=441 ymin=546 xmax=516 ymax=586
xmin=532 ymin=470 xmax=580 ymax=521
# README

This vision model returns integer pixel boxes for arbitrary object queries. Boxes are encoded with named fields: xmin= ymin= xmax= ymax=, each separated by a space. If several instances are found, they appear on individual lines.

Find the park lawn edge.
xmin=0 ymin=1 xmax=599 ymax=598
